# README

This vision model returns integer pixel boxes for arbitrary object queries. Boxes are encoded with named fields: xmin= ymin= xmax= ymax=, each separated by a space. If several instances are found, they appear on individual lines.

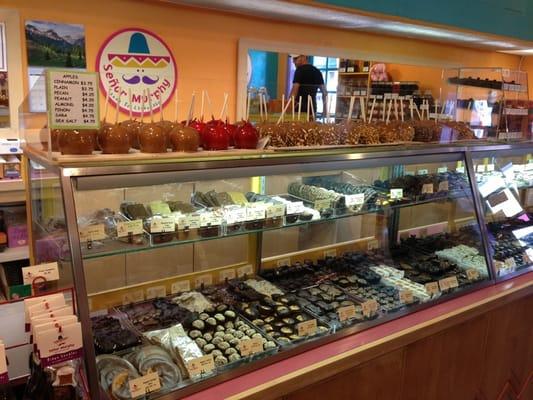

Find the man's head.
xmin=292 ymin=55 xmax=308 ymax=67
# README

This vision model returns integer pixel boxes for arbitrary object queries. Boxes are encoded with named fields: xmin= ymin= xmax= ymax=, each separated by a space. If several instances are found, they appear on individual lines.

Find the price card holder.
xmin=438 ymin=181 xmax=449 ymax=192
xmin=122 ymin=290 xmax=144 ymax=305
xmin=399 ymin=290 xmax=413 ymax=304
xmin=22 ymin=262 xmax=60 ymax=285
xmin=186 ymin=354 xmax=215 ymax=378
xmin=466 ymin=269 xmax=480 ymax=281
xmin=276 ymin=258 xmax=291 ymax=268
xmin=46 ymin=70 xmax=100 ymax=130
xmin=390 ymin=188 xmax=403 ymax=200
xmin=219 ymin=269 xmax=236 ymax=282
xmin=437 ymin=167 xmax=448 ymax=173
xmin=417 ymin=169 xmax=429 ymax=175
xmin=425 ymin=282 xmax=440 ymax=297
xmin=79 ymin=224 xmax=106 ymax=242
xmin=476 ymin=165 xmax=486 ymax=173
xmin=237 ymin=264 xmax=253 ymax=278
xmin=266 ymin=204 xmax=285 ymax=219
xmin=439 ymin=276 xmax=458 ymax=291
xmin=129 ymin=372 xmax=161 ymax=398
xmin=324 ymin=249 xmax=337 ymax=258
xmin=150 ymin=216 xmax=175 ymax=233
xmin=421 ymin=183 xmax=434 ymax=194
xmin=239 ymin=337 xmax=263 ymax=356
xmin=297 ymin=319 xmax=317 ymax=336
xmin=504 ymin=257 xmax=517 ymax=270
xmin=367 ymin=239 xmax=379 ymax=251
xmin=195 ymin=275 xmax=213 ymax=289
xmin=170 ymin=280 xmax=190 ymax=294
xmin=337 ymin=305 xmax=356 ymax=322
xmin=361 ymin=299 xmax=378 ymax=318
xmin=146 ymin=285 xmax=166 ymax=300
xmin=345 ymin=193 xmax=365 ymax=207
xmin=116 ymin=220 xmax=143 ymax=237
xmin=314 ymin=199 xmax=331 ymax=210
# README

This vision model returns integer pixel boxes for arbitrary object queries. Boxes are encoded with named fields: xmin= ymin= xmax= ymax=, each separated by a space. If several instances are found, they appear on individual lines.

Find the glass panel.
xmin=472 ymin=150 xmax=533 ymax=278
xmin=327 ymin=71 xmax=338 ymax=92
xmin=327 ymin=57 xmax=339 ymax=69
xmin=313 ymin=56 xmax=327 ymax=69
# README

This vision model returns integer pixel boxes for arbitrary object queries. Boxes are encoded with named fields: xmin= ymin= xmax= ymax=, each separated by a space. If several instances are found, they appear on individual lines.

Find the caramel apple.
xmin=169 ymin=124 xmax=200 ymax=152
xmin=99 ymin=123 xmax=131 ymax=154
xmin=121 ymin=119 xmax=141 ymax=149
xmin=50 ymin=129 xmax=61 ymax=151
xmin=58 ymin=129 xmax=96 ymax=155
xmin=139 ymin=123 xmax=167 ymax=153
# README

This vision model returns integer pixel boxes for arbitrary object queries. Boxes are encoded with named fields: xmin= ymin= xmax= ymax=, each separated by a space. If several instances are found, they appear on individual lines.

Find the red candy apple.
xmin=234 ymin=121 xmax=259 ymax=149
xmin=202 ymin=119 xmax=229 ymax=150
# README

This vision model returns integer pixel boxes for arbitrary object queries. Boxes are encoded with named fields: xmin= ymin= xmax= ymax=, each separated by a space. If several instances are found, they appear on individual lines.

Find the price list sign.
xmin=46 ymin=70 xmax=100 ymax=130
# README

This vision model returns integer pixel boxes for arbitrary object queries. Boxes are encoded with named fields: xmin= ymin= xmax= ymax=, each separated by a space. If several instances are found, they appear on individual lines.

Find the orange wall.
xmin=2 ymin=0 xmax=524 ymax=122
xmin=522 ymin=56 xmax=533 ymax=99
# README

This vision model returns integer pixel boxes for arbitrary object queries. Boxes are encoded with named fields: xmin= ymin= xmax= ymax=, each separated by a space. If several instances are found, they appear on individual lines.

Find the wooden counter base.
xmin=182 ymin=272 xmax=533 ymax=400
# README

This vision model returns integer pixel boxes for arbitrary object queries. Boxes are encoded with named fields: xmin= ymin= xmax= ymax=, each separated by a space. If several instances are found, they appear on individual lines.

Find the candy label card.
xmin=390 ymin=188 xmax=403 ymax=199
xmin=239 ymin=337 xmax=263 ymax=356
xmin=129 ymin=372 xmax=161 ymax=398
xmin=297 ymin=319 xmax=317 ymax=336
xmin=439 ymin=276 xmax=458 ymax=291
xmin=276 ymin=258 xmax=291 ymax=268
xmin=367 ymin=239 xmax=379 ymax=250
xmin=122 ymin=290 xmax=144 ymax=305
xmin=425 ymin=282 xmax=440 ymax=296
xmin=46 ymin=70 xmax=100 ymax=130
xmin=237 ymin=264 xmax=253 ymax=278
xmin=219 ymin=269 xmax=236 ymax=282
xmin=286 ymin=201 xmax=304 ymax=215
xmin=438 ymin=181 xmax=449 ymax=192
xmin=194 ymin=275 xmax=213 ymax=289
xmin=146 ymin=286 xmax=166 ymax=300
xmin=150 ymin=217 xmax=175 ymax=233
xmin=399 ymin=290 xmax=414 ymax=304
xmin=345 ymin=193 xmax=365 ymax=207
xmin=437 ymin=167 xmax=448 ymax=173
xmin=266 ymin=204 xmax=285 ymax=218
xmin=324 ymin=249 xmax=337 ymax=258
xmin=79 ymin=224 xmax=106 ymax=242
xmin=314 ymin=199 xmax=331 ymax=211
xmin=22 ymin=262 xmax=60 ymax=285
xmin=361 ymin=299 xmax=379 ymax=317
xmin=417 ymin=169 xmax=429 ymax=175
xmin=116 ymin=220 xmax=143 ymax=237
xmin=337 ymin=305 xmax=356 ymax=322
xmin=170 ymin=280 xmax=190 ymax=294
xmin=35 ymin=322 xmax=83 ymax=367
xmin=186 ymin=354 xmax=215 ymax=377
xmin=0 ymin=341 xmax=7 ymax=384
xmin=421 ymin=183 xmax=434 ymax=194
xmin=466 ymin=269 xmax=480 ymax=281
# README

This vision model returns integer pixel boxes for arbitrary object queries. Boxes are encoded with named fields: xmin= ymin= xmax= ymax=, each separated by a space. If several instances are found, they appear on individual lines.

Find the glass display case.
xmin=471 ymin=147 xmax=533 ymax=279
xmin=23 ymin=143 xmax=502 ymax=399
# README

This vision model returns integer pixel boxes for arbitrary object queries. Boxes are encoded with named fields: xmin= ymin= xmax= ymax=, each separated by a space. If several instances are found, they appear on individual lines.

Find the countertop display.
xmin=19 ymin=142 xmax=533 ymax=399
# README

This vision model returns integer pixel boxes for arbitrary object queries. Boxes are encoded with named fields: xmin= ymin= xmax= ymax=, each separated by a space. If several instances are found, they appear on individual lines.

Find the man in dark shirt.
xmin=289 ymin=55 xmax=327 ymax=117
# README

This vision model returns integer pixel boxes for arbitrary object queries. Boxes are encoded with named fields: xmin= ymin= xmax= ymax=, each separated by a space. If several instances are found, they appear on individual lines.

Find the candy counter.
xmin=21 ymin=142 xmax=533 ymax=399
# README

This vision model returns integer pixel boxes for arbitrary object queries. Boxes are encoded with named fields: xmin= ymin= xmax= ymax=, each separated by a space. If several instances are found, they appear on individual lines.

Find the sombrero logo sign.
xmin=96 ymin=28 xmax=177 ymax=116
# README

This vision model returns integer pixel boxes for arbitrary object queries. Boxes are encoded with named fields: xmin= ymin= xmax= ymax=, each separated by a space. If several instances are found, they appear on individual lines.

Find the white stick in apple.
xmin=347 ymin=96 xmax=355 ymax=122
xmin=393 ymin=97 xmax=399 ymax=120
xmin=263 ymin=94 xmax=268 ymax=121
xmin=103 ymin=84 xmax=110 ymax=123
xmin=291 ymin=96 xmax=295 ymax=121
xmin=276 ymin=97 xmax=292 ymax=124
xmin=205 ymin=91 xmax=213 ymax=120
xmin=297 ymin=97 xmax=301 ymax=121
xmin=140 ymin=89 xmax=145 ymax=124
xmin=382 ymin=98 xmax=387 ymax=121
xmin=386 ymin=98 xmax=393 ymax=124
xmin=246 ymin=90 xmax=251 ymax=121
xmin=400 ymin=97 xmax=404 ymax=122
xmin=114 ymin=87 xmax=122 ymax=124
xmin=128 ymin=88 xmax=133 ymax=121
xmin=174 ymin=88 xmax=178 ymax=123
xmin=200 ymin=90 xmax=205 ymax=122
xmin=219 ymin=92 xmax=229 ymax=121
xmin=369 ymin=97 xmax=376 ymax=123
xmin=359 ymin=96 xmax=366 ymax=123
xmin=281 ymin=94 xmax=285 ymax=123
xmin=147 ymin=88 xmax=154 ymax=123
xmin=186 ymin=92 xmax=195 ymax=127
xmin=306 ymin=95 xmax=310 ymax=122
xmin=309 ymin=95 xmax=315 ymax=121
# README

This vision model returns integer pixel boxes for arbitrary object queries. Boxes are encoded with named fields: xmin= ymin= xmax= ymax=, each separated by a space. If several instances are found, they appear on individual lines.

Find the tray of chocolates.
xmin=287 ymin=182 xmax=347 ymax=217
xmin=92 ymin=315 xmax=142 ymax=355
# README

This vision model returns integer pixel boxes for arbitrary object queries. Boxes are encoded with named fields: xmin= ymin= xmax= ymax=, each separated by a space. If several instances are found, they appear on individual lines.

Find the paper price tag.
xmin=186 ymin=215 xmax=201 ymax=229
xmin=476 ymin=165 xmax=486 ymax=173
xmin=150 ymin=216 xmax=175 ymax=233
xmin=129 ymin=372 xmax=161 ymax=398
xmin=487 ymin=164 xmax=495 ymax=172
xmin=390 ymin=188 xmax=403 ymax=200
xmin=437 ymin=167 xmax=448 ymax=173
xmin=439 ymin=276 xmax=458 ymax=291
xmin=22 ymin=262 xmax=60 ymax=285
xmin=122 ymin=290 xmax=144 ymax=305
xmin=246 ymin=205 xmax=266 ymax=221
xmin=425 ymin=282 xmax=440 ymax=296
xmin=314 ymin=199 xmax=331 ymax=210
xmin=345 ymin=193 xmax=365 ymax=207
xmin=276 ymin=258 xmax=291 ymax=268
xmin=0 ymin=342 xmax=7 ymax=384
xmin=297 ymin=319 xmax=317 ymax=336
xmin=361 ymin=299 xmax=378 ymax=317
xmin=504 ymin=257 xmax=517 ymax=269
xmin=399 ymin=290 xmax=414 ymax=304
xmin=367 ymin=239 xmax=379 ymax=250
xmin=219 ymin=269 xmax=236 ymax=282
xmin=239 ymin=337 xmax=263 ymax=356
xmin=225 ymin=208 xmax=247 ymax=225
xmin=421 ymin=183 xmax=434 ymax=194
xmin=324 ymin=249 xmax=337 ymax=258
xmin=417 ymin=169 xmax=429 ymax=175
xmin=195 ymin=275 xmax=213 ymax=289
xmin=404 ymin=170 xmax=415 ymax=176
xmin=524 ymin=248 xmax=533 ymax=264
xmin=266 ymin=204 xmax=285 ymax=218
xmin=456 ymin=166 xmax=465 ymax=173
xmin=170 ymin=280 xmax=190 ymax=294
xmin=186 ymin=354 xmax=215 ymax=377
xmin=79 ymin=224 xmax=106 ymax=242
xmin=494 ymin=260 xmax=505 ymax=272
xmin=117 ymin=220 xmax=143 ymax=237
xmin=146 ymin=285 xmax=166 ymax=299
xmin=286 ymin=201 xmax=304 ymax=215
xmin=466 ymin=269 xmax=480 ymax=281
xmin=438 ymin=181 xmax=449 ymax=192
xmin=237 ymin=264 xmax=253 ymax=278
xmin=337 ymin=305 xmax=356 ymax=322
xmin=200 ymin=212 xmax=222 ymax=227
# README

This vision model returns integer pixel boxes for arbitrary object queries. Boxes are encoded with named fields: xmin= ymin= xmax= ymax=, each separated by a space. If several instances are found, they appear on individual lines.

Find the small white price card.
xmin=225 ymin=207 xmax=247 ymax=225
xmin=456 ymin=166 xmax=465 ymax=173
xmin=146 ymin=285 xmax=166 ymax=299
xmin=286 ymin=201 xmax=304 ymax=215
xmin=150 ymin=216 xmax=175 ymax=233
xmin=466 ymin=269 xmax=480 ymax=281
xmin=239 ymin=337 xmax=263 ymax=356
xmin=195 ymin=275 xmax=213 ymax=288
xmin=246 ymin=204 xmax=266 ymax=221
xmin=524 ymin=248 xmax=533 ymax=264
xmin=367 ymin=239 xmax=379 ymax=250
xmin=439 ymin=276 xmax=458 ymax=291
xmin=186 ymin=354 xmax=215 ymax=377
xmin=266 ymin=204 xmax=285 ymax=218
xmin=337 ymin=305 xmax=356 ymax=322
xmin=404 ymin=170 xmax=415 ymax=176
xmin=297 ymin=319 xmax=317 ymax=336
xmin=476 ymin=165 xmax=486 ymax=173
xmin=116 ymin=220 xmax=143 ymax=237
xmin=324 ymin=249 xmax=337 ymax=258
xmin=390 ymin=188 xmax=403 ymax=199
xmin=129 ymin=372 xmax=161 ymax=398
xmin=417 ymin=169 xmax=429 ymax=175
xmin=186 ymin=214 xmax=201 ymax=229
xmin=425 ymin=282 xmax=440 ymax=296
xmin=421 ymin=183 xmax=434 ymax=194
xmin=314 ymin=199 xmax=331 ymax=210
xmin=438 ymin=181 xmax=449 ymax=192
xmin=22 ymin=262 xmax=60 ymax=285
xmin=345 ymin=193 xmax=365 ymax=207
xmin=437 ymin=167 xmax=448 ymax=173
xmin=487 ymin=164 xmax=495 ymax=172
xmin=46 ymin=70 xmax=100 ymax=130
xmin=276 ymin=258 xmax=291 ymax=268
xmin=79 ymin=224 xmax=106 ymax=242
xmin=504 ymin=257 xmax=517 ymax=269
xmin=219 ymin=269 xmax=236 ymax=282
xmin=170 ymin=280 xmax=190 ymax=294
xmin=237 ymin=264 xmax=253 ymax=278
xmin=399 ymin=290 xmax=414 ymax=304
xmin=122 ymin=290 xmax=144 ymax=305
xmin=361 ymin=299 xmax=378 ymax=317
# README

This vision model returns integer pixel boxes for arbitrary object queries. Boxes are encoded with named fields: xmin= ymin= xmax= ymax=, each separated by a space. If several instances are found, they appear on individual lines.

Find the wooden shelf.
xmin=0 ymin=179 xmax=25 ymax=204
xmin=339 ymin=72 xmax=369 ymax=76
xmin=0 ymin=245 xmax=29 ymax=263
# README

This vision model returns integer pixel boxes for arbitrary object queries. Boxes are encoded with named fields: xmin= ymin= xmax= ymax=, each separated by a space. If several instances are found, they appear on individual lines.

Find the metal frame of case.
xmin=23 ymin=142 xmax=533 ymax=399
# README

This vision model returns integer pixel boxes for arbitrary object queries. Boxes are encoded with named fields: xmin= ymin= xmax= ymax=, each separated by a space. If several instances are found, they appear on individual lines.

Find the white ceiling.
xmin=164 ymin=0 xmax=533 ymax=54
